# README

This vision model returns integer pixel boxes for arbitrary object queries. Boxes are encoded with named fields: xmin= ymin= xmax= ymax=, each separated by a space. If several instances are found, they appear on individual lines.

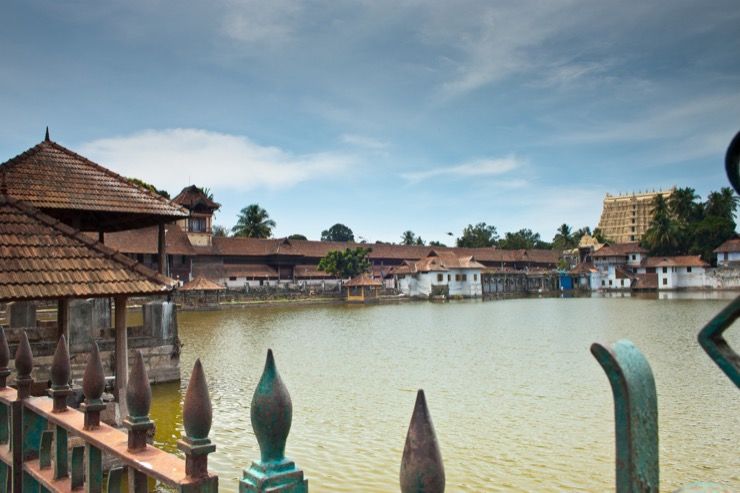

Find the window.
xmin=189 ymin=217 xmax=207 ymax=233
xmin=609 ymin=280 xmax=613 ymax=286
xmin=662 ymin=278 xmax=667 ymax=286
xmin=448 ymin=274 xmax=451 ymax=281
xmin=229 ymin=276 xmax=237 ymax=281
xmin=455 ymin=274 xmax=461 ymax=281
xmin=462 ymin=274 xmax=467 ymax=281
xmin=437 ymin=274 xmax=443 ymax=282
xmin=631 ymin=254 xmax=636 ymax=260
xmin=601 ymin=280 xmax=605 ymax=286
xmin=687 ymin=266 xmax=692 ymax=273
xmin=181 ymin=255 xmax=187 ymax=264
xmin=662 ymin=267 xmax=667 ymax=273
xmin=474 ymin=274 xmax=478 ymax=281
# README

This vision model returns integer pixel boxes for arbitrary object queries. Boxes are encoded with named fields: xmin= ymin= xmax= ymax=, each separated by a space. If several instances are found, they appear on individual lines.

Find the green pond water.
xmin=149 ymin=294 xmax=740 ymax=492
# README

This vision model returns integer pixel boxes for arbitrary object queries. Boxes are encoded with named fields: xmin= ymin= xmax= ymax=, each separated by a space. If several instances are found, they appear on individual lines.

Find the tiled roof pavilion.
xmin=0 ymin=132 xmax=187 ymax=232
xmin=0 ymin=194 xmax=176 ymax=302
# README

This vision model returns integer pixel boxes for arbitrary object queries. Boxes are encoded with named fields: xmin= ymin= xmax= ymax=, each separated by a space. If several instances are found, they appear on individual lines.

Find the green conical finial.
xmin=251 ymin=349 xmax=292 ymax=464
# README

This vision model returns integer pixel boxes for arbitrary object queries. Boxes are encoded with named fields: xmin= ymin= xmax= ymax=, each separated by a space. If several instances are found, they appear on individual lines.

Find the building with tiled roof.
xmin=172 ymin=185 xmax=220 ymax=248
xmin=713 ymin=238 xmax=740 ymax=267
xmin=0 ymin=132 xmax=187 ymax=232
xmin=635 ymin=255 xmax=709 ymax=290
xmin=0 ymin=195 xmax=175 ymax=302
xmin=395 ymin=250 xmax=485 ymax=298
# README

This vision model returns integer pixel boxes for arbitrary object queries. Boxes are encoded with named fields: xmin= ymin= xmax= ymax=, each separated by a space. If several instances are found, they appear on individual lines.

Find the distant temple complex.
xmin=597 ymin=188 xmax=675 ymax=243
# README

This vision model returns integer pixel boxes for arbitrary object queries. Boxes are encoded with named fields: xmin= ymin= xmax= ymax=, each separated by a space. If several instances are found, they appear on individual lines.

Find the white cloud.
xmin=402 ymin=155 xmax=524 ymax=183
xmin=340 ymin=133 xmax=388 ymax=150
xmin=79 ymin=128 xmax=353 ymax=192
xmin=221 ymin=0 xmax=303 ymax=45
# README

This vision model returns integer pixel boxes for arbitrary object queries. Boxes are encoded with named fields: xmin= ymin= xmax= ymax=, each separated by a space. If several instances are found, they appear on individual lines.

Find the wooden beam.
xmin=56 ymin=298 xmax=69 ymax=342
xmin=114 ymin=295 xmax=129 ymax=419
xmin=98 ymin=231 xmax=104 ymax=244
xmin=158 ymin=223 xmax=166 ymax=275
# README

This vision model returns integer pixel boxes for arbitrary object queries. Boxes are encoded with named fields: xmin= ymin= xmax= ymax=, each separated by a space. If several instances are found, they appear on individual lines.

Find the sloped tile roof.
xmin=714 ymin=238 xmax=740 ymax=253
xmin=179 ymin=276 xmax=224 ymax=291
xmin=101 ymin=224 xmax=195 ymax=255
xmin=172 ymin=185 xmax=220 ymax=211
xmin=0 ymin=138 xmax=187 ymax=231
xmin=346 ymin=273 xmax=382 ymax=287
xmin=642 ymin=255 xmax=709 ymax=268
xmin=592 ymin=242 xmax=647 ymax=257
xmin=224 ymin=263 xmax=278 ymax=278
xmin=0 ymin=195 xmax=176 ymax=301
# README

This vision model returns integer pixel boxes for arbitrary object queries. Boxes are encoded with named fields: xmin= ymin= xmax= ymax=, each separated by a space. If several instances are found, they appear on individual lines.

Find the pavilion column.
xmin=158 ymin=222 xmax=167 ymax=275
xmin=57 ymin=298 xmax=69 ymax=342
xmin=114 ymin=295 xmax=129 ymax=418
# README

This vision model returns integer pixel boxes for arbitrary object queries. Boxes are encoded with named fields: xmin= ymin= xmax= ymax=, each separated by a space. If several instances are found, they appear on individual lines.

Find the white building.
xmin=393 ymin=251 xmax=484 ymax=298
xmin=591 ymin=242 xmax=647 ymax=290
xmin=635 ymin=256 xmax=709 ymax=290
xmin=714 ymin=238 xmax=740 ymax=267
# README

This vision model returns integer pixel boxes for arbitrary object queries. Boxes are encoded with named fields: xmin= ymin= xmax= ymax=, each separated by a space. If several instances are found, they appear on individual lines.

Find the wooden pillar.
xmin=114 ymin=295 xmax=129 ymax=419
xmin=98 ymin=231 xmax=104 ymax=243
xmin=56 ymin=298 xmax=69 ymax=341
xmin=158 ymin=222 xmax=166 ymax=275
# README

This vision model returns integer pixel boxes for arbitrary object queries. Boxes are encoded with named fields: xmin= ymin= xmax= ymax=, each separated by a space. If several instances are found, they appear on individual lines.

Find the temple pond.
xmin=150 ymin=294 xmax=740 ymax=492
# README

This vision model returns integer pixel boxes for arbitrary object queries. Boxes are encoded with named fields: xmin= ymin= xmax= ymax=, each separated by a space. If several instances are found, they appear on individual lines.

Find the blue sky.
xmin=2 ymin=0 xmax=739 ymax=244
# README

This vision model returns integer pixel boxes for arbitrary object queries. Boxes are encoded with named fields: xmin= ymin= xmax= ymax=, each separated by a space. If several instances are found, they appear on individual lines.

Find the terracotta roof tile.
xmin=346 ymin=274 xmax=382 ymax=287
xmin=642 ymin=255 xmax=709 ymax=268
xmin=101 ymin=224 xmax=195 ymax=255
xmin=0 ymin=195 xmax=176 ymax=302
xmin=714 ymin=238 xmax=740 ymax=253
xmin=179 ymin=276 xmax=224 ymax=291
xmin=172 ymin=185 xmax=220 ymax=210
xmin=0 ymin=139 xmax=187 ymax=231
xmin=592 ymin=242 xmax=647 ymax=257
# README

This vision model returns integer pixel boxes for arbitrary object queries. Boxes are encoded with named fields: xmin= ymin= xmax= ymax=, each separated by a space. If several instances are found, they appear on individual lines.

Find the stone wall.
xmin=706 ymin=267 xmax=740 ymax=289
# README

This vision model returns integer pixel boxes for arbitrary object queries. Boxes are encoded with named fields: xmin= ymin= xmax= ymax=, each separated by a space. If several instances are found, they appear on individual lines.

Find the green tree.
xmin=317 ymin=247 xmax=372 ymax=280
xmin=456 ymin=223 xmax=498 ymax=248
xmin=401 ymin=230 xmax=417 ymax=245
xmin=552 ymin=224 xmax=576 ymax=250
xmin=592 ymin=227 xmax=608 ymax=243
xmin=641 ymin=195 xmax=680 ymax=256
xmin=231 ymin=204 xmax=275 ymax=238
xmin=429 ymin=240 xmax=447 ymax=247
xmin=127 ymin=177 xmax=170 ymax=199
xmin=321 ymin=223 xmax=355 ymax=242
xmin=212 ymin=225 xmax=228 ymax=237
xmin=499 ymin=229 xmax=542 ymax=249
xmin=288 ymin=234 xmax=308 ymax=240
xmin=704 ymin=187 xmax=739 ymax=219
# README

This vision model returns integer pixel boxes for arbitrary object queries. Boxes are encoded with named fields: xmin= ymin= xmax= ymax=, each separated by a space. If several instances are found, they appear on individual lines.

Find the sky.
xmin=1 ymin=0 xmax=739 ymax=244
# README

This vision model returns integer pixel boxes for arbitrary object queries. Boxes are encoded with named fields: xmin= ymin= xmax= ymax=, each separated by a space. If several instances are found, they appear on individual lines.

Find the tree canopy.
xmin=552 ymin=223 xmax=577 ymax=250
xmin=288 ymin=234 xmax=308 ymax=241
xmin=401 ymin=230 xmax=424 ymax=246
xmin=641 ymin=187 xmax=738 ymax=261
xmin=456 ymin=223 xmax=498 ymax=248
xmin=317 ymin=247 xmax=372 ymax=279
xmin=212 ymin=225 xmax=228 ymax=237
xmin=499 ymin=229 xmax=546 ymax=249
xmin=231 ymin=204 xmax=275 ymax=238
xmin=127 ymin=177 xmax=170 ymax=199
xmin=321 ymin=223 xmax=355 ymax=242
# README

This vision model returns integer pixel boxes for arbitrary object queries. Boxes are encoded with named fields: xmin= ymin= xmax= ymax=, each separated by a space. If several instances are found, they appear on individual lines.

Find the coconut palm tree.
xmin=401 ymin=230 xmax=417 ymax=245
xmin=642 ymin=195 xmax=680 ymax=255
xmin=231 ymin=204 xmax=276 ymax=238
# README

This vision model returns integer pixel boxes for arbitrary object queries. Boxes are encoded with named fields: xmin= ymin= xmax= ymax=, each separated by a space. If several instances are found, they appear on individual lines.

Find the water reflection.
xmin=150 ymin=296 xmax=740 ymax=492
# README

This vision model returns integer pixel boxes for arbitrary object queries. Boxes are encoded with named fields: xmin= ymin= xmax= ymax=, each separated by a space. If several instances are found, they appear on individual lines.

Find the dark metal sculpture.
xmin=240 ymin=349 xmax=307 ymax=493
xmin=14 ymin=331 xmax=33 ymax=399
xmin=123 ymin=350 xmax=154 ymax=451
xmin=48 ymin=336 xmax=71 ymax=413
xmin=178 ymin=358 xmax=217 ymax=484
xmin=400 ymin=389 xmax=445 ymax=493
xmin=80 ymin=341 xmax=106 ymax=429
